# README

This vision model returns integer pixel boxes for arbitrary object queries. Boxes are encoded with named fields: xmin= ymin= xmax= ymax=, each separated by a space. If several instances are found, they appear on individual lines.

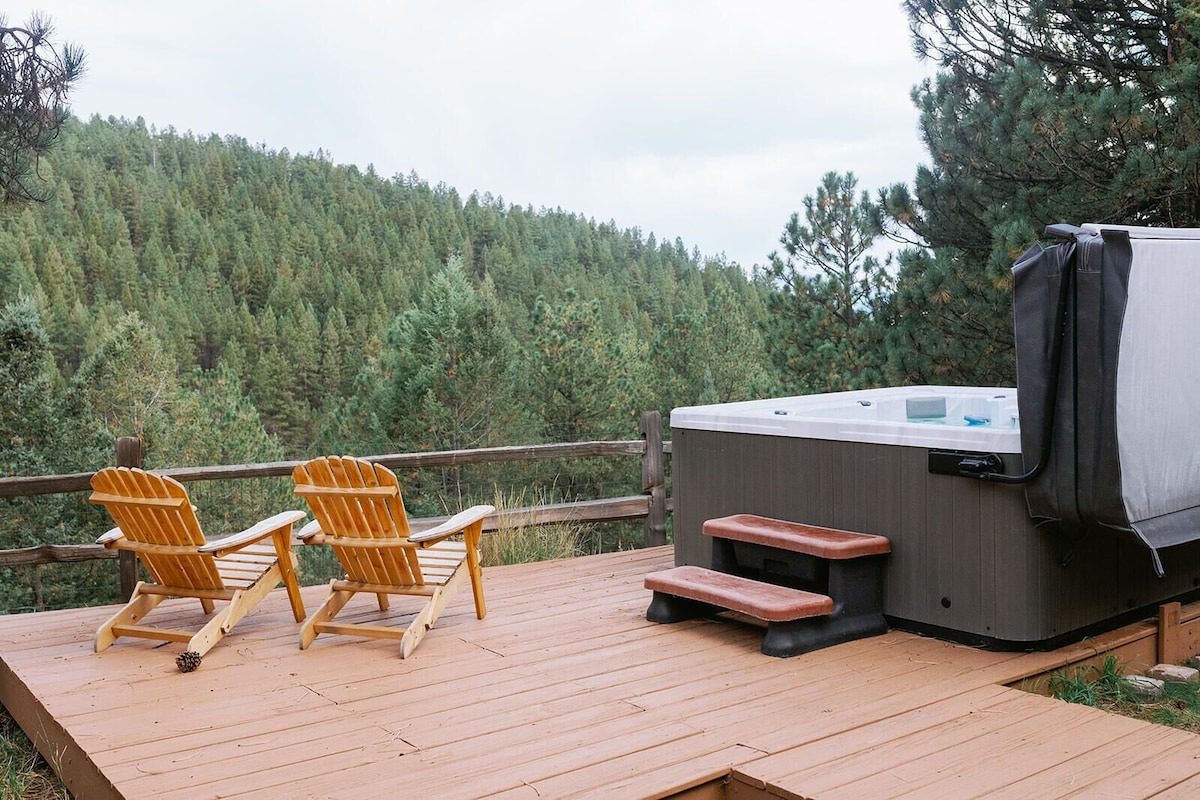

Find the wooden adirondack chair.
xmin=292 ymin=456 xmax=493 ymax=658
xmin=90 ymin=467 xmax=307 ymax=671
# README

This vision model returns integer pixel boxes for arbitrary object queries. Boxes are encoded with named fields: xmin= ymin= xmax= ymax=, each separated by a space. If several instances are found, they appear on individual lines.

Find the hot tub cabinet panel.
xmin=672 ymin=427 xmax=1200 ymax=648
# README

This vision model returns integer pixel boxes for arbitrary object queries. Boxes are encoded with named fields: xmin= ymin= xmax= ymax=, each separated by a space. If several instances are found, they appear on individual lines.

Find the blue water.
xmin=910 ymin=415 xmax=1019 ymax=428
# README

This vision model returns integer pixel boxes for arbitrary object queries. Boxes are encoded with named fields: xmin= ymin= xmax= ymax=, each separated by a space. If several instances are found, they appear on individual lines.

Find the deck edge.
xmin=1 ymin=654 xmax=123 ymax=800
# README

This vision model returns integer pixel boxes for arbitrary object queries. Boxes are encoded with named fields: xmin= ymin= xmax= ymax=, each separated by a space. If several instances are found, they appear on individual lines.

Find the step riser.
xmin=645 ymin=592 xmax=721 ymax=625
xmin=646 ymin=590 xmax=888 ymax=658
xmin=645 ymin=590 xmax=833 ymax=626
xmin=713 ymin=540 xmax=887 ymax=621
xmin=763 ymin=613 xmax=888 ymax=658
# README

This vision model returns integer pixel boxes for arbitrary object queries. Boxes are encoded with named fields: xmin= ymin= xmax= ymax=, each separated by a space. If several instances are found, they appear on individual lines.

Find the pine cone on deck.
xmin=176 ymin=650 xmax=202 ymax=672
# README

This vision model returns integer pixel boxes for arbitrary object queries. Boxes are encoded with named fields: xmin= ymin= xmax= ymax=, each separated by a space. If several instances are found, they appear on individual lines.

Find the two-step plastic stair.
xmin=644 ymin=514 xmax=891 ymax=657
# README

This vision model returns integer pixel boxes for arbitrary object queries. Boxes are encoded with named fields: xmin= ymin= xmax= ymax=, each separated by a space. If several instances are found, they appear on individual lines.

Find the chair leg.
xmin=200 ymin=598 xmax=215 ymax=615
xmin=464 ymin=523 xmax=486 ymax=620
xmin=225 ymin=564 xmax=286 ymax=635
xmin=377 ymin=593 xmax=390 ymax=611
xmin=300 ymin=582 xmax=354 ymax=650
xmin=95 ymin=582 xmax=166 ymax=652
xmin=399 ymin=566 xmax=466 ymax=659
xmin=273 ymin=531 xmax=307 ymax=623
xmin=186 ymin=598 xmax=239 ymax=661
xmin=182 ymin=564 xmax=287 ymax=669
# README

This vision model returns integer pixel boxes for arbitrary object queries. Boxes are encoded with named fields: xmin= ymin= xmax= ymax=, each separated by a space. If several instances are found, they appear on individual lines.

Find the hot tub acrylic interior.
xmin=676 ymin=386 xmax=1021 ymax=451
xmin=671 ymin=385 xmax=1200 ymax=649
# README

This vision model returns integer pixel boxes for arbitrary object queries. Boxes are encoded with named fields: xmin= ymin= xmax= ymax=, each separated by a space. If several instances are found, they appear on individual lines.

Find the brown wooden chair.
xmin=90 ymin=467 xmax=306 ymax=671
xmin=292 ymin=456 xmax=492 ymax=657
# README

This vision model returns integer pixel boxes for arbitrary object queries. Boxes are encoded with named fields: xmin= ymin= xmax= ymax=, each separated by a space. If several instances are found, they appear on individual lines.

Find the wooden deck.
xmin=3 ymin=547 xmax=1199 ymax=799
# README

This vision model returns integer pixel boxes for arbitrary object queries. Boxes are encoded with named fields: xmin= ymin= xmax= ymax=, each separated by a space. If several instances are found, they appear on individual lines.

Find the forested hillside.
xmin=0 ymin=116 xmax=777 ymax=457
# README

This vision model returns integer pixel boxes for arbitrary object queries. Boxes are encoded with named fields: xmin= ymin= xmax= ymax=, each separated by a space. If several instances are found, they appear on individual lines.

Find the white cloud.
xmin=14 ymin=0 xmax=935 ymax=268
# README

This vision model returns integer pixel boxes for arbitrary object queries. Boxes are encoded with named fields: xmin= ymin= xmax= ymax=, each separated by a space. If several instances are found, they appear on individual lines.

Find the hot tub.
xmin=671 ymin=385 xmax=1200 ymax=649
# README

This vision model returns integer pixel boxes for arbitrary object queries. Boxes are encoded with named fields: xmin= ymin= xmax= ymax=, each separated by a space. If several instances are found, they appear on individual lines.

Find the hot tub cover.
xmin=1014 ymin=223 xmax=1200 ymax=576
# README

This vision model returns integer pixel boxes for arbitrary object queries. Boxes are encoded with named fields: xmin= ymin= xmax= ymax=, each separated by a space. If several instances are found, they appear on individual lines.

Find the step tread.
xmin=644 ymin=566 xmax=833 ymax=622
xmin=703 ymin=514 xmax=891 ymax=559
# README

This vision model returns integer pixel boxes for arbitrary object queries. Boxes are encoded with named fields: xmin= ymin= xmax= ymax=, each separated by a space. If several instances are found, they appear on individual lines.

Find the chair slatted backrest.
xmin=90 ymin=467 xmax=224 ymax=591
xmin=293 ymin=456 xmax=424 ymax=586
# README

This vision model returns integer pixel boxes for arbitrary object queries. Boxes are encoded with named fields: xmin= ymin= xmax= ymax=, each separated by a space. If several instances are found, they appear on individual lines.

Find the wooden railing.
xmin=0 ymin=411 xmax=673 ymax=600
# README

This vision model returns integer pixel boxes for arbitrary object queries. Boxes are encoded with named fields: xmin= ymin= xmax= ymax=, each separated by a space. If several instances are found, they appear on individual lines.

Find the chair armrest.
xmin=297 ymin=518 xmax=322 ymax=542
xmin=408 ymin=505 xmax=495 ymax=545
xmin=96 ymin=527 xmax=124 ymax=547
xmin=200 ymin=510 xmax=307 ymax=557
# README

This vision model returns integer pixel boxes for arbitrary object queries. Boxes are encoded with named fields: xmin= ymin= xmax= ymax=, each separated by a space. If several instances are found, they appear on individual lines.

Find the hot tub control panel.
xmin=927 ymin=449 xmax=1008 ymax=478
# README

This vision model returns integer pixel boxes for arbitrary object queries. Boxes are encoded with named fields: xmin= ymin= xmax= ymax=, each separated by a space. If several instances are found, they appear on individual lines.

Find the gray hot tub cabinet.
xmin=671 ymin=426 xmax=1200 ymax=649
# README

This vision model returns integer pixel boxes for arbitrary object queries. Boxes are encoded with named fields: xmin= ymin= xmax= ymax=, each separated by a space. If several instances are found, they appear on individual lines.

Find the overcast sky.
xmin=16 ymin=1 xmax=933 ymax=269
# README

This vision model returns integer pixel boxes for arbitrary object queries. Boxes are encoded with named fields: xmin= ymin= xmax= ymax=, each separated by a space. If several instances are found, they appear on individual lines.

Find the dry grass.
xmin=0 ymin=708 xmax=69 ymax=800
xmin=480 ymin=488 xmax=583 ymax=567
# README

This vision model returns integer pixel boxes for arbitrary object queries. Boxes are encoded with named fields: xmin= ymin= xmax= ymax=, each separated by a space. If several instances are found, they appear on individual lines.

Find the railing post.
xmin=640 ymin=411 xmax=667 ymax=547
xmin=115 ymin=436 xmax=142 ymax=600
xmin=1159 ymin=601 xmax=1182 ymax=665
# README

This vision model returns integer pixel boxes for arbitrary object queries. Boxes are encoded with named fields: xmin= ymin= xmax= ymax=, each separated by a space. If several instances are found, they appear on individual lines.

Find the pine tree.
xmin=0 ymin=298 xmax=67 ymax=476
xmin=0 ymin=15 xmax=85 ymax=203
xmin=765 ymin=172 xmax=890 ymax=392
xmin=319 ymin=307 xmax=351 ymax=398
xmin=702 ymin=281 xmax=777 ymax=402
xmin=529 ymin=289 xmax=649 ymax=497
xmin=375 ymin=257 xmax=523 ymax=499
xmin=0 ymin=298 xmax=105 ymax=610
xmin=173 ymin=363 xmax=291 ymax=533
xmin=882 ymin=0 xmax=1200 ymax=384
xmin=530 ymin=289 xmax=640 ymax=444
xmin=68 ymin=312 xmax=180 ymax=451
xmin=288 ymin=303 xmax=323 ymax=411
xmin=250 ymin=343 xmax=308 ymax=448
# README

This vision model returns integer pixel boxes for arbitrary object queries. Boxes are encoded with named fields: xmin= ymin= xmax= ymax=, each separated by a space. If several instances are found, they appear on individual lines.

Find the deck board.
xmin=2 ymin=546 xmax=1199 ymax=799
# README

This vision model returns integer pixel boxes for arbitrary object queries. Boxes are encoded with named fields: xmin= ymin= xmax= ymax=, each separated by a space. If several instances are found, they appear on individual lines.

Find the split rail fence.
xmin=0 ymin=411 xmax=672 ymax=600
